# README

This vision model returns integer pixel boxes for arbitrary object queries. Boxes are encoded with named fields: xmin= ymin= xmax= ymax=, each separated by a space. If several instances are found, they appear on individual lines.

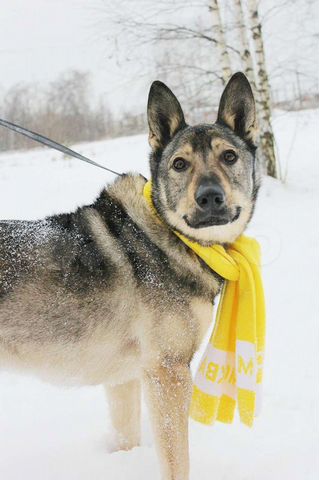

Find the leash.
xmin=0 ymin=118 xmax=123 ymax=177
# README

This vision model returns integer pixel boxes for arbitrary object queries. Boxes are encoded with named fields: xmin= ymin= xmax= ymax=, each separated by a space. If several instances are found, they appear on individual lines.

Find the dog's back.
xmin=0 ymin=174 xmax=217 ymax=386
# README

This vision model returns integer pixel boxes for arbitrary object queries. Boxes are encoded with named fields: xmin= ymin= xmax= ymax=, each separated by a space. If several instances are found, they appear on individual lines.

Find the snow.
xmin=0 ymin=109 xmax=318 ymax=479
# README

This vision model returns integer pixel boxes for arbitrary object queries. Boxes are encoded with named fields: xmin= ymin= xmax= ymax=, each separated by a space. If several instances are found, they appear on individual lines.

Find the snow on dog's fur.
xmin=0 ymin=73 xmax=260 ymax=480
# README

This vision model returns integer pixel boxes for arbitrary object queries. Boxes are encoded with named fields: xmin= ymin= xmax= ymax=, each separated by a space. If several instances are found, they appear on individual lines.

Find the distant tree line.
xmin=0 ymin=70 xmax=146 ymax=152
xmin=0 ymin=67 xmax=316 ymax=155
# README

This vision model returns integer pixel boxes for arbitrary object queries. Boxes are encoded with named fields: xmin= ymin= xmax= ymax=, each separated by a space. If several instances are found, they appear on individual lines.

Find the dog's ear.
xmin=147 ymin=81 xmax=186 ymax=152
xmin=217 ymin=72 xmax=257 ymax=144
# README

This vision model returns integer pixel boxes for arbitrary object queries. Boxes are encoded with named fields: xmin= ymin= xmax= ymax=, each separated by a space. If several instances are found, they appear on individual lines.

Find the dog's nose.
xmin=195 ymin=183 xmax=225 ymax=211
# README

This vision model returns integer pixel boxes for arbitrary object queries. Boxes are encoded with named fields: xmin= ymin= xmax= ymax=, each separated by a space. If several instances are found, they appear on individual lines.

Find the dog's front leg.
xmin=105 ymin=379 xmax=141 ymax=451
xmin=144 ymin=363 xmax=192 ymax=480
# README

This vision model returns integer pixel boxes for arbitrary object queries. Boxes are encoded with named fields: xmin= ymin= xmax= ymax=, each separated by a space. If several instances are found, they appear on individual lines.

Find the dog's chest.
xmin=190 ymin=297 xmax=215 ymax=347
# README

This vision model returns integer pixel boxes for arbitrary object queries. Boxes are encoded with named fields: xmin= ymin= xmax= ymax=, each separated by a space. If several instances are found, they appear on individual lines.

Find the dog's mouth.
xmin=183 ymin=207 xmax=241 ymax=229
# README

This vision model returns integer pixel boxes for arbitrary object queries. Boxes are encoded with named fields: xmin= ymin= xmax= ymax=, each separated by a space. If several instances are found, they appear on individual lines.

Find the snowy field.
xmin=0 ymin=109 xmax=318 ymax=479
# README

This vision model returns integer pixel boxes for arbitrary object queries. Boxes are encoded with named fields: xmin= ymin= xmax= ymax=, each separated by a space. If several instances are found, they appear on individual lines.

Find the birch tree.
xmin=210 ymin=0 xmax=231 ymax=85
xmin=233 ymin=0 xmax=257 ymax=92
xmin=247 ymin=0 xmax=279 ymax=178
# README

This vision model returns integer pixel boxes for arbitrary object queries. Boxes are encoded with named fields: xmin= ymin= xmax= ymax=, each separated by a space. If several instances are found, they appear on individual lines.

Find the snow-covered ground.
xmin=0 ymin=109 xmax=318 ymax=479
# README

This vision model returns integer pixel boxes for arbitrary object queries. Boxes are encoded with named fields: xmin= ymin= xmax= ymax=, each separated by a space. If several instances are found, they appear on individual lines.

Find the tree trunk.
xmin=233 ymin=0 xmax=264 ymax=174
xmin=210 ymin=0 xmax=232 ymax=85
xmin=233 ymin=0 xmax=257 ymax=91
xmin=247 ymin=0 xmax=279 ymax=178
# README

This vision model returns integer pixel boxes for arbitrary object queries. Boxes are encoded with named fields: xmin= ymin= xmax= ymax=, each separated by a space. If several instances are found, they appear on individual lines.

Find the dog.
xmin=0 ymin=72 xmax=260 ymax=480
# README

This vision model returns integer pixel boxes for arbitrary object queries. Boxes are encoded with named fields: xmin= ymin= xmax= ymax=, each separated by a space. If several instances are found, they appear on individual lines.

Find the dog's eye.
xmin=172 ymin=157 xmax=188 ymax=172
xmin=221 ymin=150 xmax=238 ymax=165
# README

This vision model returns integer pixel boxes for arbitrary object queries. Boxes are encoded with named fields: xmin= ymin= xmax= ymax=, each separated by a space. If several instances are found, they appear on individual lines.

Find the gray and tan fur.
xmin=0 ymin=73 xmax=260 ymax=480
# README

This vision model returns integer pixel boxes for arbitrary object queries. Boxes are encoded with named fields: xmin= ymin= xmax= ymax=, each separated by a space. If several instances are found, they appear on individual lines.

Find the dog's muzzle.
xmin=184 ymin=179 xmax=241 ymax=228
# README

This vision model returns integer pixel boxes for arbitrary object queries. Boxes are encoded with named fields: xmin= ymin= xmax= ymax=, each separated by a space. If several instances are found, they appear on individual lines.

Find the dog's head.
xmin=147 ymin=72 xmax=260 ymax=245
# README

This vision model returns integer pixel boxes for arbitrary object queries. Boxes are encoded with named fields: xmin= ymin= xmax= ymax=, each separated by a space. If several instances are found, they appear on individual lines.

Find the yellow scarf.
xmin=143 ymin=181 xmax=266 ymax=427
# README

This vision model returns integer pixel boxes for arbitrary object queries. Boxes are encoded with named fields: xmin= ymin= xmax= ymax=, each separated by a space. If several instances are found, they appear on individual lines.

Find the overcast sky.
xmin=0 ymin=0 xmax=318 ymax=114
xmin=0 ymin=0 xmax=133 ymax=111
